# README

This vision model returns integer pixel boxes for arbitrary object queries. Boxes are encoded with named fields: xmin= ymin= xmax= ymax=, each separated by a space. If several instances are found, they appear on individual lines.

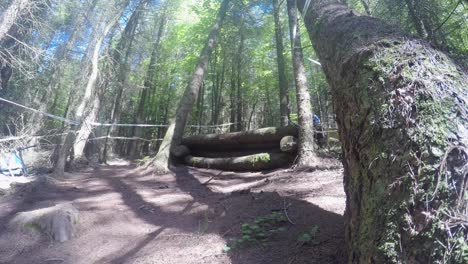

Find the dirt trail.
xmin=0 ymin=161 xmax=346 ymax=264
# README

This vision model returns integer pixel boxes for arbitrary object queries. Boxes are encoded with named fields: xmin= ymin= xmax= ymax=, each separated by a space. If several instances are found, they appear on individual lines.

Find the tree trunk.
xmin=287 ymin=0 xmax=320 ymax=168
xmin=184 ymin=152 xmax=293 ymax=171
xmin=236 ymin=29 xmax=245 ymax=132
xmin=73 ymin=16 xmax=120 ymax=159
xmin=128 ymin=9 xmax=166 ymax=158
xmin=53 ymin=7 xmax=125 ymax=177
xmin=0 ymin=0 xmax=37 ymax=90
xmin=30 ymin=0 xmax=98 ymax=136
xmin=297 ymin=0 xmax=468 ymax=262
xmin=153 ymin=0 xmax=231 ymax=174
xmin=104 ymin=0 xmax=147 ymax=159
xmin=273 ymin=0 xmax=290 ymax=127
xmin=0 ymin=0 xmax=34 ymax=43
xmin=359 ymin=0 xmax=371 ymax=15
xmin=229 ymin=50 xmax=237 ymax=132
xmin=404 ymin=0 xmax=428 ymax=39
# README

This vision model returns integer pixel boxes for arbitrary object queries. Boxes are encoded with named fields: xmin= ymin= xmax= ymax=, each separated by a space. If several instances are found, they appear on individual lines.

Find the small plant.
xmin=297 ymin=225 xmax=319 ymax=245
xmin=224 ymin=211 xmax=288 ymax=251
xmin=197 ymin=211 xmax=210 ymax=235
xmin=136 ymin=156 xmax=150 ymax=166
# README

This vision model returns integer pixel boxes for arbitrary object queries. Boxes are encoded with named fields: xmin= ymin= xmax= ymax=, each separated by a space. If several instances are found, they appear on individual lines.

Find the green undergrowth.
xmin=223 ymin=212 xmax=288 ymax=251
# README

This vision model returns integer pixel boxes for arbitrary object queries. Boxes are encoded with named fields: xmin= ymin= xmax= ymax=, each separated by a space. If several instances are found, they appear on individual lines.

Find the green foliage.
xmin=297 ymin=225 xmax=319 ymax=245
xmin=226 ymin=212 xmax=288 ymax=250
xmin=136 ymin=156 xmax=150 ymax=166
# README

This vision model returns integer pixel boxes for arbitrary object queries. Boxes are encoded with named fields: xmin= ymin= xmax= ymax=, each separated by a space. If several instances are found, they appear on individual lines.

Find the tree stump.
xmin=10 ymin=203 xmax=79 ymax=242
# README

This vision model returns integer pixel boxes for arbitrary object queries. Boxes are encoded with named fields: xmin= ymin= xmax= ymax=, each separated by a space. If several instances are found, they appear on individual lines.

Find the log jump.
xmin=176 ymin=126 xmax=299 ymax=171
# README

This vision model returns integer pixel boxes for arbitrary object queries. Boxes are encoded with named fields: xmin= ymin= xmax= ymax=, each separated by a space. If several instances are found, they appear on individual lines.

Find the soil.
xmin=0 ymin=159 xmax=346 ymax=264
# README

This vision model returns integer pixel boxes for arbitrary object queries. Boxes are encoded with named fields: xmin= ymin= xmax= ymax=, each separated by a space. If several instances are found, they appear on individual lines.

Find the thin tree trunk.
xmin=53 ymin=7 xmax=126 ymax=177
xmin=273 ymin=0 xmax=290 ymax=127
xmin=30 ymin=0 xmax=98 ymax=136
xmin=359 ymin=0 xmax=371 ymax=15
xmin=229 ymin=48 xmax=237 ymax=132
xmin=236 ymin=30 xmax=245 ymax=132
xmin=153 ymin=0 xmax=231 ymax=174
xmin=404 ymin=0 xmax=428 ymax=39
xmin=287 ymin=0 xmax=320 ymax=168
xmin=0 ymin=0 xmax=34 ymax=43
xmin=105 ymin=0 xmax=147 ymax=159
xmin=128 ymin=10 xmax=166 ymax=158
xmin=297 ymin=0 xmax=468 ymax=262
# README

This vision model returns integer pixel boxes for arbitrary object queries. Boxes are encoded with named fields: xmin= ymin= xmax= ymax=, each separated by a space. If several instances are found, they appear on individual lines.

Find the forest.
xmin=0 ymin=0 xmax=467 ymax=263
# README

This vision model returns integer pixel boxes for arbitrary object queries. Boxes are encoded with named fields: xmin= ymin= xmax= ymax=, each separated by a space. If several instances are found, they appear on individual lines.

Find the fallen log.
xmin=171 ymin=145 xmax=190 ymax=158
xmin=191 ymin=148 xmax=282 ymax=158
xmin=280 ymin=136 xmax=297 ymax=153
xmin=189 ymin=142 xmax=280 ymax=153
xmin=182 ymin=126 xmax=298 ymax=147
xmin=184 ymin=152 xmax=293 ymax=171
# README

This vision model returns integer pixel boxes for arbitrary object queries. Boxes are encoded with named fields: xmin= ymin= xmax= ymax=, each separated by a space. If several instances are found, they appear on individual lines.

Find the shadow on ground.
xmin=0 ymin=162 xmax=346 ymax=264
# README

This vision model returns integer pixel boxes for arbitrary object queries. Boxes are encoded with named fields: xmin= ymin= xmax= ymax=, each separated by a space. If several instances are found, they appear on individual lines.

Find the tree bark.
xmin=404 ymin=0 xmax=428 ymax=39
xmin=0 ymin=0 xmax=34 ymax=43
xmin=236 ymin=28 xmax=245 ymax=132
xmin=0 ymin=0 xmax=37 ymax=90
xmin=30 ymin=0 xmax=98 ymax=136
xmin=184 ymin=152 xmax=293 ymax=171
xmin=153 ymin=0 xmax=231 ymax=174
xmin=182 ymin=126 xmax=298 ymax=147
xmin=359 ymin=0 xmax=371 ymax=15
xmin=287 ymin=0 xmax=320 ymax=168
xmin=297 ymin=0 xmax=468 ymax=262
xmin=273 ymin=0 xmax=290 ymax=127
xmin=128 ymin=8 xmax=166 ymax=158
xmin=53 ymin=6 xmax=126 ymax=177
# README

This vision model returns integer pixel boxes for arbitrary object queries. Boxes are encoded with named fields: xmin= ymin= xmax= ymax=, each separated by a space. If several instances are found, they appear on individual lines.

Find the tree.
xmin=153 ymin=0 xmax=231 ymax=174
xmin=0 ymin=0 xmax=42 ymax=90
xmin=0 ymin=0 xmax=37 ymax=42
xmin=128 ymin=5 xmax=167 ymax=158
xmin=53 ymin=2 xmax=130 ymax=177
xmin=273 ymin=0 xmax=290 ymax=127
xmin=297 ymin=0 xmax=467 ymax=262
xmin=286 ymin=0 xmax=320 ymax=168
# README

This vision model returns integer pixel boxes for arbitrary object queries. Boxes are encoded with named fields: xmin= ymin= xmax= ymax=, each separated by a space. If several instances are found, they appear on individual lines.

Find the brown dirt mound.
xmin=0 ymin=160 xmax=346 ymax=264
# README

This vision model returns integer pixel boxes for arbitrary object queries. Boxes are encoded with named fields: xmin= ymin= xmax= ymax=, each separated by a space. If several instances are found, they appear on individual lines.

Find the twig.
xmin=283 ymin=198 xmax=295 ymax=225
xmin=202 ymin=171 xmax=223 ymax=185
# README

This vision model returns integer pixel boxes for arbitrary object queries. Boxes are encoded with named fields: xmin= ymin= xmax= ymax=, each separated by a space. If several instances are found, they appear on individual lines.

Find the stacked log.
xmin=178 ymin=126 xmax=298 ymax=171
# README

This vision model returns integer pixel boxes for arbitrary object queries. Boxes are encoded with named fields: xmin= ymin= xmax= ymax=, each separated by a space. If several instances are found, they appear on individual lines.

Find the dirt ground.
xmin=0 ymin=160 xmax=346 ymax=264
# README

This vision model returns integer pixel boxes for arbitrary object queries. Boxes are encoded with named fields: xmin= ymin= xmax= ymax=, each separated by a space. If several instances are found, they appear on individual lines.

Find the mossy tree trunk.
xmin=273 ymin=0 xmax=290 ymax=127
xmin=286 ymin=0 xmax=320 ymax=168
xmin=297 ymin=0 xmax=468 ymax=262
xmin=153 ymin=0 xmax=231 ymax=174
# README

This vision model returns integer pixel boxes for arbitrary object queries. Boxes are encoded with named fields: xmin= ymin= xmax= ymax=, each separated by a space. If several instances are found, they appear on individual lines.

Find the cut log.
xmin=171 ymin=145 xmax=190 ymax=158
xmin=189 ymin=142 xmax=280 ymax=152
xmin=191 ymin=149 xmax=282 ymax=158
xmin=184 ymin=152 xmax=293 ymax=171
xmin=182 ymin=126 xmax=298 ymax=147
xmin=280 ymin=136 xmax=297 ymax=153
xmin=10 ymin=203 xmax=79 ymax=242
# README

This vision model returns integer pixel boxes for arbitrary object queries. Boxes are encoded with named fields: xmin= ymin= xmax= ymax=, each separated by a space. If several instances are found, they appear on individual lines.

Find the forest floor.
xmin=0 ymin=159 xmax=346 ymax=264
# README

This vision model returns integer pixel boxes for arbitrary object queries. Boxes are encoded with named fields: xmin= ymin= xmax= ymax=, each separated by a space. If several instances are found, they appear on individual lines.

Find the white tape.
xmin=1 ymin=96 xmax=242 ymax=130
xmin=0 ymin=97 xmax=81 ymax=125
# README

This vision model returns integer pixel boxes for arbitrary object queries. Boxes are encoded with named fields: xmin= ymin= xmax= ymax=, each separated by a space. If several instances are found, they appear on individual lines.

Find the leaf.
xmin=298 ymin=233 xmax=312 ymax=243
xmin=222 ymin=245 xmax=231 ymax=252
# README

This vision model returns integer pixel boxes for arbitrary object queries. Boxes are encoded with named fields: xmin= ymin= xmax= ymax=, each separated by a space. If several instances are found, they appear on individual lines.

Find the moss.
xmin=341 ymin=38 xmax=468 ymax=263
xmin=250 ymin=153 xmax=270 ymax=166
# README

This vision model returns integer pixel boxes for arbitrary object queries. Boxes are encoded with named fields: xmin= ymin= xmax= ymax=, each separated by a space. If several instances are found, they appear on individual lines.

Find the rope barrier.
xmin=0 ymin=96 xmax=241 ymax=129
xmin=88 ymin=136 xmax=164 ymax=142
xmin=0 ymin=97 xmax=80 ymax=125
